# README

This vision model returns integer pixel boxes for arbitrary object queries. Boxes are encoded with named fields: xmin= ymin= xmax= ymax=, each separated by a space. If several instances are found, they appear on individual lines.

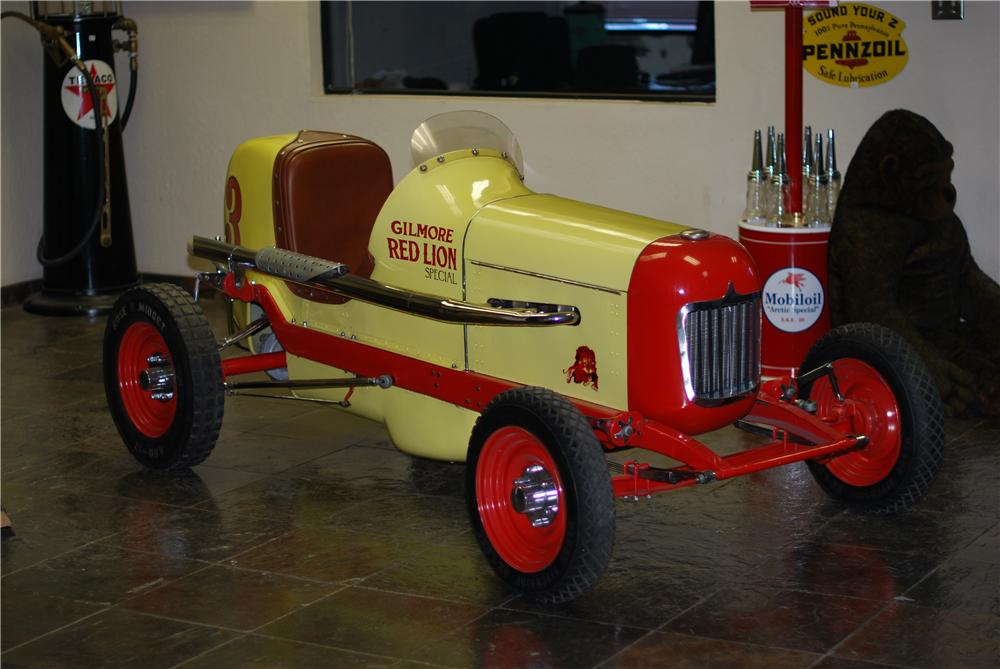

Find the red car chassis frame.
xmin=218 ymin=273 xmax=869 ymax=499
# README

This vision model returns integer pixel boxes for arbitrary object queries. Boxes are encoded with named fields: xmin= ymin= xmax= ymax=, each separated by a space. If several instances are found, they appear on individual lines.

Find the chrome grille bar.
xmin=678 ymin=286 xmax=761 ymax=405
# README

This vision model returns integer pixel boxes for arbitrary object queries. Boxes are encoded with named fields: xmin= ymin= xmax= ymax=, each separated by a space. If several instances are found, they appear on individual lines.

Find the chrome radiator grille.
xmin=678 ymin=288 xmax=761 ymax=404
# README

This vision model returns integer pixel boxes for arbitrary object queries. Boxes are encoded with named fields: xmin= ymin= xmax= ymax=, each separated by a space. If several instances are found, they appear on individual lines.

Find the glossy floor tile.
xmin=2 ymin=297 xmax=999 ymax=668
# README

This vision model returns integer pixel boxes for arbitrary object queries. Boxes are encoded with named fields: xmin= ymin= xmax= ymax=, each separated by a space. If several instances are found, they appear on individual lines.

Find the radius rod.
xmin=189 ymin=235 xmax=580 ymax=327
xmin=225 ymin=375 xmax=394 ymax=392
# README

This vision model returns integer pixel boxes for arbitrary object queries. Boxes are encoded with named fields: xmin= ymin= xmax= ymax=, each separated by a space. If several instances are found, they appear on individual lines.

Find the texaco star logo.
xmin=60 ymin=60 xmax=118 ymax=129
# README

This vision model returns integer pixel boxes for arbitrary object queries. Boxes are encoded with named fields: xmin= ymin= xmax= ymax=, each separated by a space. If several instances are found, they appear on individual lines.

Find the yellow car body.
xmin=223 ymin=131 xmax=746 ymax=461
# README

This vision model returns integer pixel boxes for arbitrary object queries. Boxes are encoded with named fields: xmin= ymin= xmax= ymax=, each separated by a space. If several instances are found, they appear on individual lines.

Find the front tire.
xmin=467 ymin=387 xmax=615 ymax=604
xmin=103 ymin=283 xmax=224 ymax=469
xmin=800 ymin=323 xmax=944 ymax=514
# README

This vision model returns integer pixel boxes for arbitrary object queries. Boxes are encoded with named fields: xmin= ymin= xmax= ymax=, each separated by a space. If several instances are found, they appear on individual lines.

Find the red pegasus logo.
xmin=781 ymin=272 xmax=807 ymax=290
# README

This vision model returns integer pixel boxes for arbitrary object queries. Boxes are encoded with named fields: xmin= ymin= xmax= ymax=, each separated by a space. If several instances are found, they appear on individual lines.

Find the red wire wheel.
xmin=475 ymin=426 xmax=567 ymax=573
xmin=811 ymin=359 xmax=901 ymax=486
xmin=800 ymin=324 xmax=944 ymax=514
xmin=117 ymin=321 xmax=177 ymax=438
xmin=467 ymin=387 xmax=615 ymax=604
xmin=104 ymin=284 xmax=224 ymax=470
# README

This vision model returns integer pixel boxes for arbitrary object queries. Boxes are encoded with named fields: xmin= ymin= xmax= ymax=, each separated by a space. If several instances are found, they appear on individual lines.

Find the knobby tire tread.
xmin=802 ymin=323 xmax=944 ymax=515
xmin=106 ymin=283 xmax=224 ymax=469
xmin=468 ymin=387 xmax=615 ymax=604
xmin=151 ymin=283 xmax=224 ymax=469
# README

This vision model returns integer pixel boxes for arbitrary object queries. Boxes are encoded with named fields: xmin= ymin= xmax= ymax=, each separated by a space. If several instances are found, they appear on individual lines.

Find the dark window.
xmin=321 ymin=1 xmax=715 ymax=102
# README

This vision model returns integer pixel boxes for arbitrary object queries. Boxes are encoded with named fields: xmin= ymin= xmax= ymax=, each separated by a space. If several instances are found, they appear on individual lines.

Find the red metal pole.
xmin=784 ymin=4 xmax=803 ymax=214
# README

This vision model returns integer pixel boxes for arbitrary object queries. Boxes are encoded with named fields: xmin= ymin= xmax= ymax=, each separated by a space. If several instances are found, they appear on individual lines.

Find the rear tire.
xmin=104 ymin=283 xmax=224 ymax=469
xmin=800 ymin=323 xmax=944 ymax=514
xmin=467 ymin=387 xmax=615 ymax=604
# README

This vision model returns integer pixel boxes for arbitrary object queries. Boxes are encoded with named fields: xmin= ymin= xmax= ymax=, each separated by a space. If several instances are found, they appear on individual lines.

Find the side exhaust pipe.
xmin=189 ymin=236 xmax=580 ymax=327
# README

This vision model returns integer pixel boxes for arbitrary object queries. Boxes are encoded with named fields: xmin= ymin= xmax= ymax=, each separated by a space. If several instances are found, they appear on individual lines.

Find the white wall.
xmin=2 ymin=0 xmax=998 ymax=286
xmin=1 ymin=1 xmax=45 ymax=285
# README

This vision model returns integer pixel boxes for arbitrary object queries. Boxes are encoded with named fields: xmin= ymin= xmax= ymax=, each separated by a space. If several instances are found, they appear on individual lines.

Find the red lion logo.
xmin=565 ymin=346 xmax=599 ymax=391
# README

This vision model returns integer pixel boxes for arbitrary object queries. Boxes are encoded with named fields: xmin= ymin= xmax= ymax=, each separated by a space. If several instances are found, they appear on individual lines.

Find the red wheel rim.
xmin=118 ymin=322 xmax=177 ymax=438
xmin=476 ymin=426 xmax=566 ymax=573
xmin=811 ymin=359 xmax=901 ymax=486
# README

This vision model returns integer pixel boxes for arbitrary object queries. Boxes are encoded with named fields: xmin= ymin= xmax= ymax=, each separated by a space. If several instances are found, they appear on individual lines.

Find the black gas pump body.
xmin=24 ymin=6 xmax=138 ymax=317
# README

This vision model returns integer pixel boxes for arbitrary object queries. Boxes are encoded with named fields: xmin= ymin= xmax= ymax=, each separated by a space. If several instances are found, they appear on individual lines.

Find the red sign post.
xmin=750 ymin=1 xmax=836 ymax=214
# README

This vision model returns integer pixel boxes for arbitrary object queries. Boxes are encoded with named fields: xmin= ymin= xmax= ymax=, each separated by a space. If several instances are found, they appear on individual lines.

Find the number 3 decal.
xmin=224 ymin=176 xmax=242 ymax=244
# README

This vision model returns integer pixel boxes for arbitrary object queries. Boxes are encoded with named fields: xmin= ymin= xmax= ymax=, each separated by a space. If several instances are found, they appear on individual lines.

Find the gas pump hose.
xmin=120 ymin=63 xmax=137 ymax=128
xmin=114 ymin=17 xmax=138 ymax=129
xmin=2 ymin=10 xmax=107 ymax=267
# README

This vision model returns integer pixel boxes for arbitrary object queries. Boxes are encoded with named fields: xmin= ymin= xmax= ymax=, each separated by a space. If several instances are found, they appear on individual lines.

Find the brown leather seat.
xmin=272 ymin=130 xmax=393 ymax=304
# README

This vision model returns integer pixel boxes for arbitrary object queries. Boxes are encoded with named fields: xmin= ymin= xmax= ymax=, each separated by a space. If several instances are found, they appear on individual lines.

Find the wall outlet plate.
xmin=932 ymin=1 xmax=964 ymax=20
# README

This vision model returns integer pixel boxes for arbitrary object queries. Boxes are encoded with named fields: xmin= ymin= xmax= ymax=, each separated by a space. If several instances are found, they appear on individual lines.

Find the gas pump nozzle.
xmin=113 ymin=16 xmax=138 ymax=70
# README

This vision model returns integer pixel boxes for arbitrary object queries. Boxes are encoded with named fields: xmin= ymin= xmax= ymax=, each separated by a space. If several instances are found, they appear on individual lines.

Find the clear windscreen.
xmin=410 ymin=110 xmax=524 ymax=177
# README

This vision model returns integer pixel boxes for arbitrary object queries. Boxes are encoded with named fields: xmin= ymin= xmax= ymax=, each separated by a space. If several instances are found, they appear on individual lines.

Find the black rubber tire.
xmin=103 ymin=283 xmax=224 ymax=469
xmin=800 ymin=323 xmax=944 ymax=515
xmin=466 ymin=386 xmax=615 ymax=604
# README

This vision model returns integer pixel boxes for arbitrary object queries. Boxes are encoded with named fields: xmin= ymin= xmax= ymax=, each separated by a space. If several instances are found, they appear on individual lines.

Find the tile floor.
xmin=1 ymin=294 xmax=998 ymax=668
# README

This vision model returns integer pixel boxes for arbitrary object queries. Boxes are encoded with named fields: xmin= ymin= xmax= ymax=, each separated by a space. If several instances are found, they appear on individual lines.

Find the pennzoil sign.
xmin=803 ymin=3 xmax=908 ymax=88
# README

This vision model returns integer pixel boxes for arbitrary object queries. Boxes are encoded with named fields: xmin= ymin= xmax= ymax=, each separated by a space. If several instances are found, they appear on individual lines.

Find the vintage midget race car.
xmin=103 ymin=111 xmax=943 ymax=603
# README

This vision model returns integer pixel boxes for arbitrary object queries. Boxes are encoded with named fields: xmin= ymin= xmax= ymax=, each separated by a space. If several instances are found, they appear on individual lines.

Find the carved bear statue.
xmin=829 ymin=109 xmax=1000 ymax=415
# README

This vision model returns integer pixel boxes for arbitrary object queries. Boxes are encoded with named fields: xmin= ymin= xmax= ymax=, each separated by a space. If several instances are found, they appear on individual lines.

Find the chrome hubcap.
xmin=139 ymin=354 xmax=175 ymax=402
xmin=510 ymin=464 xmax=560 ymax=527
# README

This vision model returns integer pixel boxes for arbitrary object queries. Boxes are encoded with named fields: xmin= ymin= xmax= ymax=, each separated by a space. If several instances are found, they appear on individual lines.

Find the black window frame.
xmin=319 ymin=1 xmax=715 ymax=103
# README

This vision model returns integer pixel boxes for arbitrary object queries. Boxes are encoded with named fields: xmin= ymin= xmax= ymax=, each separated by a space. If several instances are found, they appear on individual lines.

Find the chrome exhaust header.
xmin=189 ymin=236 xmax=580 ymax=327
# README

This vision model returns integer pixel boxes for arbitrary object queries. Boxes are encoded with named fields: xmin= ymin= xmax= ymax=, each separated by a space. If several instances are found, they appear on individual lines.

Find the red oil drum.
xmin=738 ymin=222 xmax=831 ymax=376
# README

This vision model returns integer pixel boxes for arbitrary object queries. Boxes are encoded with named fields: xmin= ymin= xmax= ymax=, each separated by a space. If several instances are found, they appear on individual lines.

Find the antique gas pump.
xmin=3 ymin=2 xmax=139 ymax=316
